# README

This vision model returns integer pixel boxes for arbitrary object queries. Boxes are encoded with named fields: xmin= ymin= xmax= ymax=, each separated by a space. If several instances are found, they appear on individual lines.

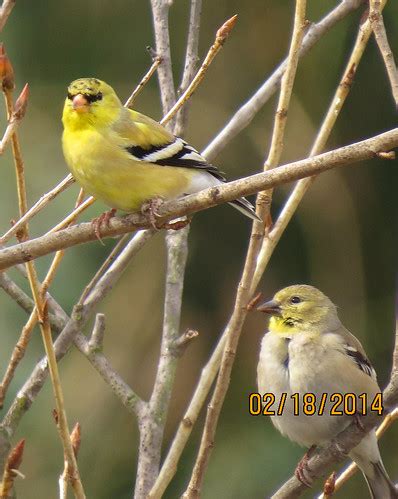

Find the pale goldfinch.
xmin=256 ymin=285 xmax=397 ymax=499
xmin=61 ymin=78 xmax=259 ymax=223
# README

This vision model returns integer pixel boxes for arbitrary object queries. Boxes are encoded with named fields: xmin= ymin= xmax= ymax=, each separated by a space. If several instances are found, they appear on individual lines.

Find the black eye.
xmin=85 ymin=92 xmax=103 ymax=103
xmin=67 ymin=92 xmax=73 ymax=100
xmin=290 ymin=296 xmax=301 ymax=304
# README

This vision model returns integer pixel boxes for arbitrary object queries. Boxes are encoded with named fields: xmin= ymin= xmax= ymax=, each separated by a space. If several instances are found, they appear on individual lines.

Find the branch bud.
xmin=14 ymin=83 xmax=29 ymax=120
xmin=0 ymin=43 xmax=15 ymax=91
xmin=216 ymin=15 xmax=238 ymax=45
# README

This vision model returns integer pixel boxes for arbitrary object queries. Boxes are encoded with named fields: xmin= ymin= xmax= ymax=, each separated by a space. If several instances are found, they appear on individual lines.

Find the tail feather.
xmin=363 ymin=461 xmax=398 ymax=499
xmin=228 ymin=197 xmax=261 ymax=222
xmin=349 ymin=432 xmax=397 ymax=499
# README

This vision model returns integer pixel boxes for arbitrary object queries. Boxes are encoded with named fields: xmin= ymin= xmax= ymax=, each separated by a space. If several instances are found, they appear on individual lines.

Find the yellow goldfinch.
xmin=61 ymin=78 xmax=259 ymax=222
xmin=256 ymin=285 xmax=397 ymax=498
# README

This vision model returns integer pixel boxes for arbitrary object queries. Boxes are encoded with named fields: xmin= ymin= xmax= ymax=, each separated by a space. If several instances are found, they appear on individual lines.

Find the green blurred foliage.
xmin=0 ymin=1 xmax=397 ymax=497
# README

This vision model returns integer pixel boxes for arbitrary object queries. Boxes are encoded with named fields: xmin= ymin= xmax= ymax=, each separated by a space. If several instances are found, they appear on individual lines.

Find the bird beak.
xmin=72 ymin=94 xmax=89 ymax=113
xmin=256 ymin=299 xmax=282 ymax=316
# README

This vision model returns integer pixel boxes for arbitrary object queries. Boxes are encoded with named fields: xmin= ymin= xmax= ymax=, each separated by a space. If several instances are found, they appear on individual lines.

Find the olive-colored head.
xmin=62 ymin=78 xmax=122 ymax=129
xmin=257 ymin=284 xmax=340 ymax=332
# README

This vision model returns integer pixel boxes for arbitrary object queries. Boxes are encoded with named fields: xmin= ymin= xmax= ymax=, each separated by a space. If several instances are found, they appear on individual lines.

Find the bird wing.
xmin=113 ymin=108 xmax=225 ymax=180
xmin=339 ymin=326 xmax=378 ymax=381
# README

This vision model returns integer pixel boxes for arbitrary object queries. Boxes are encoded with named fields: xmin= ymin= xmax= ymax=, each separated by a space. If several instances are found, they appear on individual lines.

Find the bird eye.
xmin=290 ymin=296 xmax=301 ymax=304
xmin=67 ymin=92 xmax=73 ymax=100
xmin=85 ymin=92 xmax=103 ymax=103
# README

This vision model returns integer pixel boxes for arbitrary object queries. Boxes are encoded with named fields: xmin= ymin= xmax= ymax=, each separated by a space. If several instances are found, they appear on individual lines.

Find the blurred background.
xmin=0 ymin=1 xmax=397 ymax=497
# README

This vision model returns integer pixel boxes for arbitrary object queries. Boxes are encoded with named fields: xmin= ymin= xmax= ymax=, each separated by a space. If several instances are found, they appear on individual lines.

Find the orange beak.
xmin=72 ymin=94 xmax=89 ymax=113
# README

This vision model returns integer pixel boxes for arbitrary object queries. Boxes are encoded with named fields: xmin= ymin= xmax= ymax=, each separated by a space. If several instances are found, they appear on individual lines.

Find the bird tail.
xmin=228 ymin=197 xmax=261 ymax=222
xmin=362 ymin=461 xmax=398 ymax=499
xmin=349 ymin=432 xmax=397 ymax=499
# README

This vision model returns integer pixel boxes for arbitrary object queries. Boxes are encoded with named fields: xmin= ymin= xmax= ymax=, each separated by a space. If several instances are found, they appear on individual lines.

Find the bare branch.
xmin=0 ymin=0 xmax=15 ymax=32
xmin=135 ymin=226 xmax=190 ymax=497
xmin=161 ymin=15 xmax=237 ymax=127
xmin=0 ymin=127 xmax=396 ymax=272
xmin=125 ymin=52 xmax=163 ymax=109
xmin=203 ymin=0 xmax=363 ymax=161
xmin=369 ymin=0 xmax=398 ymax=106
xmin=150 ymin=0 xmax=176 ymax=121
xmin=174 ymin=0 xmax=202 ymax=134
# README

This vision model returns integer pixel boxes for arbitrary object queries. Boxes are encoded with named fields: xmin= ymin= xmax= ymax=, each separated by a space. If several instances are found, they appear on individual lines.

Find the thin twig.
xmin=45 ymin=196 xmax=94 ymax=234
xmin=0 ymin=0 xmax=15 ymax=32
xmin=0 ymin=114 xmax=23 ymax=155
xmin=58 ymin=421 xmax=81 ymax=499
xmin=369 ymin=0 xmax=398 ymax=106
xmin=0 ymin=174 xmax=75 ymax=244
xmin=202 ymin=0 xmax=363 ymax=162
xmin=125 ymin=52 xmax=163 ymax=109
xmin=79 ymin=233 xmax=132 ymax=304
xmin=0 ymin=311 xmax=37 ymax=408
xmin=161 ymin=14 xmax=237 ymax=127
xmin=256 ymin=0 xmax=307 ymax=230
xmin=182 ymin=3 xmax=307 ymax=496
xmin=0 ymin=439 xmax=25 ymax=499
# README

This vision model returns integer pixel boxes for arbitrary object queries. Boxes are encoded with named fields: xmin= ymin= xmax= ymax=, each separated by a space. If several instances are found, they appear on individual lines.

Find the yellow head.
xmin=62 ymin=78 xmax=122 ymax=130
xmin=257 ymin=284 xmax=340 ymax=333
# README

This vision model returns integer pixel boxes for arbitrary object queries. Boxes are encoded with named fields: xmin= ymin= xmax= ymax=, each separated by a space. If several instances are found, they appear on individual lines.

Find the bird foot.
xmin=92 ymin=208 xmax=117 ymax=243
xmin=141 ymin=197 xmax=164 ymax=229
xmin=294 ymin=445 xmax=316 ymax=487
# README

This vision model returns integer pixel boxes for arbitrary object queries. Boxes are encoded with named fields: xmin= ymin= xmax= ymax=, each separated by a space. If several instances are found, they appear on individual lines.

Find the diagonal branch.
xmin=202 ymin=0 xmax=363 ymax=161
xmin=369 ymin=0 xmax=398 ymax=106
xmin=0 ymin=0 xmax=15 ymax=32
xmin=0 ymin=127 xmax=396 ymax=272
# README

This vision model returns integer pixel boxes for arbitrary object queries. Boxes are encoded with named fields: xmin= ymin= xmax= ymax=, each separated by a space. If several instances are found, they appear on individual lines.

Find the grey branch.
xmin=0 ymin=126 xmax=397 ymax=271
xmin=135 ymin=226 xmax=190 ymax=498
xmin=369 ymin=0 xmax=398 ymax=107
xmin=150 ymin=0 xmax=176 ymax=121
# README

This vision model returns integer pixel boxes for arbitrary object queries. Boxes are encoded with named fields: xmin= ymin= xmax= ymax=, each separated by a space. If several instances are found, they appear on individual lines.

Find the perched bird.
xmin=256 ymin=284 xmax=397 ymax=499
xmin=62 ymin=78 xmax=259 ymax=226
